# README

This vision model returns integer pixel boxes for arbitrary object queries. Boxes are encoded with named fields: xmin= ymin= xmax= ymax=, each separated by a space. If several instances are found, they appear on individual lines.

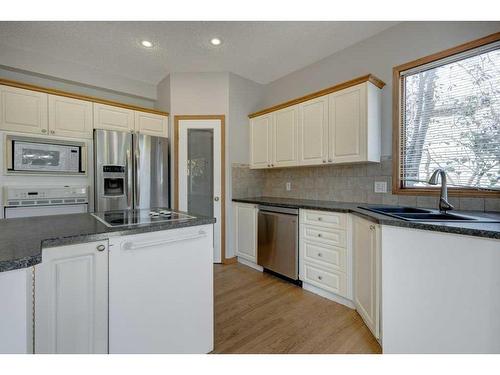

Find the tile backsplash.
xmin=232 ymin=157 xmax=500 ymax=212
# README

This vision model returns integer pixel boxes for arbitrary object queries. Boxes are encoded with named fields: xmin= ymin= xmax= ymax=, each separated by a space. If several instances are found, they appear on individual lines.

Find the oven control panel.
xmin=3 ymin=186 xmax=88 ymax=206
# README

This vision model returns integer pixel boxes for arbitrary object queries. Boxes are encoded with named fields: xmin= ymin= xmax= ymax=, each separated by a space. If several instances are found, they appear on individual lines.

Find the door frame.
xmin=174 ymin=115 xmax=228 ymax=263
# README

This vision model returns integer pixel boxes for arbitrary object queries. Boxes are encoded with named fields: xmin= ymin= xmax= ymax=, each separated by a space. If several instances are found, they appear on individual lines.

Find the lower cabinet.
xmin=233 ymin=202 xmax=258 ymax=263
xmin=34 ymin=240 xmax=109 ymax=354
xmin=352 ymin=215 xmax=380 ymax=339
xmin=299 ymin=209 xmax=352 ymax=303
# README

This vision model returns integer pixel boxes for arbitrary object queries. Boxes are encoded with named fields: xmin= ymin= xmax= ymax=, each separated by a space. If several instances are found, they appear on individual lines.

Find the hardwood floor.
xmin=213 ymin=263 xmax=382 ymax=354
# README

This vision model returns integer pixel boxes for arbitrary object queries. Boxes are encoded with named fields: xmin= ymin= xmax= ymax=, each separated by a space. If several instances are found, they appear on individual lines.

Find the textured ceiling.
xmin=0 ymin=21 xmax=398 ymax=98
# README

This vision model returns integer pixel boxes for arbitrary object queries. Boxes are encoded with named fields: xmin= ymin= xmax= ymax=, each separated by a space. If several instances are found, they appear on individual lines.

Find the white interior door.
xmin=178 ymin=119 xmax=222 ymax=263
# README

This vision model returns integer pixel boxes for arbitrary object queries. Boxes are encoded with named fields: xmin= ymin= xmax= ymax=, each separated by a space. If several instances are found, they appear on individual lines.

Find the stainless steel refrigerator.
xmin=94 ymin=129 xmax=169 ymax=212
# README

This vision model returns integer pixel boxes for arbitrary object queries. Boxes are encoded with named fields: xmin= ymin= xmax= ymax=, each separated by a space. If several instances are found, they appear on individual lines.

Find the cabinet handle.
xmin=369 ymin=225 xmax=376 ymax=230
xmin=328 ymin=159 xmax=333 ymax=162
xmin=41 ymin=129 xmax=47 ymax=133
xmin=50 ymin=130 xmax=55 ymax=135
xmin=96 ymin=244 xmax=106 ymax=252
xmin=322 ymin=159 xmax=326 ymax=163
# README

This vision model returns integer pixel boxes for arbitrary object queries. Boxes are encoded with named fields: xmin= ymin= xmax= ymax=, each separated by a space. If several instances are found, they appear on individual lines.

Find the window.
xmin=393 ymin=33 xmax=500 ymax=196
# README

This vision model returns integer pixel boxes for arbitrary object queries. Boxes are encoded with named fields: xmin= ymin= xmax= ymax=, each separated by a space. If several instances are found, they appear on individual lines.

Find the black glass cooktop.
xmin=91 ymin=208 xmax=195 ymax=227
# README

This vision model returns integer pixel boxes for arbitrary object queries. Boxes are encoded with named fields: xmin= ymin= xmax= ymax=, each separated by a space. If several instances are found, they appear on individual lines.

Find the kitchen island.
xmin=0 ymin=210 xmax=215 ymax=354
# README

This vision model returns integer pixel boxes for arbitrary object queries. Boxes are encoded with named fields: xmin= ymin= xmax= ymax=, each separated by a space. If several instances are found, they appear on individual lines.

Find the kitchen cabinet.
xmin=134 ymin=111 xmax=168 ymax=138
xmin=109 ymin=225 xmax=213 ymax=353
xmin=298 ymin=96 xmax=329 ymax=165
xmin=328 ymin=82 xmax=381 ymax=163
xmin=48 ymin=94 xmax=93 ymax=139
xmin=248 ymin=76 xmax=383 ymax=169
xmin=93 ymin=102 xmax=134 ymax=132
xmin=0 ymin=85 xmax=48 ymax=135
xmin=250 ymin=113 xmax=272 ymax=168
xmin=299 ymin=209 xmax=352 ymax=304
xmin=352 ymin=215 xmax=380 ymax=339
xmin=272 ymin=105 xmax=298 ymax=167
xmin=34 ymin=240 xmax=109 ymax=354
xmin=233 ymin=202 xmax=258 ymax=263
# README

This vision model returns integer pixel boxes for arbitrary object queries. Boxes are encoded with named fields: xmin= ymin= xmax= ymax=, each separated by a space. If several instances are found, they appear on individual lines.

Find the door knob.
xmin=214 ymin=196 xmax=220 ymax=202
xmin=96 ymin=244 xmax=106 ymax=252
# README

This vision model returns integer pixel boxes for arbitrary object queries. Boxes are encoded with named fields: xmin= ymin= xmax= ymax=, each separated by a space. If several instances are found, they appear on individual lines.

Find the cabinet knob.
xmin=214 ymin=196 xmax=220 ymax=202
xmin=267 ymin=164 xmax=271 ymax=167
xmin=41 ymin=129 xmax=47 ymax=133
xmin=322 ymin=159 xmax=326 ymax=163
xmin=369 ymin=225 xmax=376 ymax=230
xmin=317 ymin=217 xmax=322 ymax=221
xmin=317 ymin=233 xmax=322 ymax=237
xmin=271 ymin=164 xmax=274 ymax=167
xmin=96 ymin=244 xmax=106 ymax=252
xmin=318 ymin=253 xmax=322 ymax=257
xmin=318 ymin=276 xmax=323 ymax=280
xmin=50 ymin=130 xmax=55 ymax=135
xmin=328 ymin=159 xmax=333 ymax=162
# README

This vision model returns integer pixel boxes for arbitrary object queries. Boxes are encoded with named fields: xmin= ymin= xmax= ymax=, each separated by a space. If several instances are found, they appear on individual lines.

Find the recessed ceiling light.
xmin=210 ymin=38 xmax=222 ymax=46
xmin=141 ymin=40 xmax=153 ymax=48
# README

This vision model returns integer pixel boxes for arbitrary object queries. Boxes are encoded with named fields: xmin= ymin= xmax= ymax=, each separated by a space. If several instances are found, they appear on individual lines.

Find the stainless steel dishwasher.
xmin=257 ymin=205 xmax=299 ymax=281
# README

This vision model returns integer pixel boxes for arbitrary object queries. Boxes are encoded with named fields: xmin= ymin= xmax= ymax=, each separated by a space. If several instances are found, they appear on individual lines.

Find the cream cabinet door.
xmin=48 ymin=95 xmax=93 ymax=139
xmin=234 ymin=203 xmax=257 ymax=262
xmin=352 ymin=215 xmax=380 ymax=339
xmin=298 ymin=96 xmax=328 ymax=165
xmin=250 ymin=114 xmax=272 ymax=169
xmin=34 ymin=241 xmax=109 ymax=354
xmin=272 ymin=106 xmax=298 ymax=167
xmin=93 ymin=103 xmax=134 ymax=132
xmin=134 ymin=111 xmax=168 ymax=137
xmin=0 ymin=85 xmax=48 ymax=135
xmin=329 ymin=83 xmax=367 ymax=163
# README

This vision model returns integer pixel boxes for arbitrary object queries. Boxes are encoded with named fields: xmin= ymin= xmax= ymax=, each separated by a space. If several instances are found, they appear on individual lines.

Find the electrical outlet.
xmin=286 ymin=182 xmax=291 ymax=191
xmin=374 ymin=181 xmax=387 ymax=193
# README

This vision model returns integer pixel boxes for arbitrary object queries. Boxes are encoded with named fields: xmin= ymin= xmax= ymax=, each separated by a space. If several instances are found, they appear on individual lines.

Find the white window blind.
xmin=400 ymin=42 xmax=500 ymax=191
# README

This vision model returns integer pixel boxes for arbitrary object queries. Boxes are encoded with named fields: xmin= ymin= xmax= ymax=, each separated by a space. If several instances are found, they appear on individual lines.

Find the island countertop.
xmin=233 ymin=196 xmax=500 ymax=240
xmin=0 ymin=211 xmax=215 ymax=273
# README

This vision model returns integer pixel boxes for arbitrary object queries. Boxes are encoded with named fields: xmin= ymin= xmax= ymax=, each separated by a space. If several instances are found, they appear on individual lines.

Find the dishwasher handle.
xmin=121 ymin=230 xmax=207 ymax=250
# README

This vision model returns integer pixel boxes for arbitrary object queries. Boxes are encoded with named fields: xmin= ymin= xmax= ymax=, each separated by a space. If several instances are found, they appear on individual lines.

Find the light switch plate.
xmin=374 ymin=181 xmax=387 ymax=193
xmin=286 ymin=182 xmax=291 ymax=191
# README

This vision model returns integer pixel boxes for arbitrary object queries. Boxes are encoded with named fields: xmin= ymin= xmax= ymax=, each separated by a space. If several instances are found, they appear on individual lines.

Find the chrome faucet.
xmin=428 ymin=168 xmax=454 ymax=213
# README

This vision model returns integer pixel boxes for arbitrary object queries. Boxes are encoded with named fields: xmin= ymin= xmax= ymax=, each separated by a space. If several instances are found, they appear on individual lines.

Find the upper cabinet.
xmin=134 ymin=111 xmax=168 ymax=137
xmin=1 ymin=81 xmax=169 ymax=139
xmin=0 ymin=85 xmax=48 ymax=135
xmin=298 ymin=96 xmax=329 ymax=165
xmin=328 ymin=82 xmax=380 ymax=163
xmin=273 ymin=105 xmax=298 ymax=167
xmin=248 ymin=75 xmax=384 ymax=169
xmin=48 ymin=95 xmax=93 ymax=139
xmin=250 ymin=113 xmax=272 ymax=169
xmin=93 ymin=103 xmax=134 ymax=132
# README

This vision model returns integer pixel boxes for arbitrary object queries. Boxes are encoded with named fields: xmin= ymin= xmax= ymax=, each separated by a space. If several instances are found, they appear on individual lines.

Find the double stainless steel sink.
xmin=359 ymin=205 xmax=500 ymax=223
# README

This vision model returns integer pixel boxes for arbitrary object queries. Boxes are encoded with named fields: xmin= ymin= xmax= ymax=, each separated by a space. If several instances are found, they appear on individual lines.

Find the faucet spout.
xmin=428 ymin=169 xmax=454 ymax=213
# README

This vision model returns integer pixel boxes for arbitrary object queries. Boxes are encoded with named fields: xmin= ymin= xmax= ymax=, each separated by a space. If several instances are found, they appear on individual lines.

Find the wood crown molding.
xmin=0 ymin=78 xmax=169 ymax=117
xmin=392 ymin=32 xmax=500 ymax=198
xmin=248 ymin=74 xmax=385 ymax=118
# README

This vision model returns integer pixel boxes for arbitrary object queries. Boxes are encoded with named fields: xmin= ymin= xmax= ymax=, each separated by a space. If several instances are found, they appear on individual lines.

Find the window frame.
xmin=392 ymin=32 xmax=500 ymax=197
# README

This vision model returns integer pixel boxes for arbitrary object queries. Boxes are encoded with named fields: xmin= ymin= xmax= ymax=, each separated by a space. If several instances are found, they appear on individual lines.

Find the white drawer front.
xmin=300 ymin=209 xmax=346 ymax=229
xmin=302 ymin=225 xmax=346 ymax=248
xmin=303 ymin=240 xmax=346 ymax=272
xmin=302 ymin=263 xmax=347 ymax=296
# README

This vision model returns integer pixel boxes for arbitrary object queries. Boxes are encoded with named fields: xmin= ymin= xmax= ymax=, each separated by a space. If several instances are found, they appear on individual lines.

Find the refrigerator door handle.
xmin=134 ymin=150 xmax=140 ymax=208
xmin=126 ymin=148 xmax=133 ymax=209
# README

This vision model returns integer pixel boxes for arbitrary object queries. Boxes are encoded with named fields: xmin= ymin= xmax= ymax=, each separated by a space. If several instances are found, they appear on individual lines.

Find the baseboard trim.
xmin=237 ymin=257 xmax=263 ymax=272
xmin=302 ymin=282 xmax=355 ymax=309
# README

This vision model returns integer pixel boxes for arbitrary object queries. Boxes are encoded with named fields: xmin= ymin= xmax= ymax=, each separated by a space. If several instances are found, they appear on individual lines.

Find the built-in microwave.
xmin=5 ymin=135 xmax=87 ymax=175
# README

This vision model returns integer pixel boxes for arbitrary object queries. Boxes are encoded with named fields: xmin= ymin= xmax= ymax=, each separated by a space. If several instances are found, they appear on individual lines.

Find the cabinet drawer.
xmin=300 ymin=209 xmax=346 ymax=229
xmin=302 ymin=262 xmax=347 ymax=296
xmin=301 ymin=225 xmax=346 ymax=248
xmin=303 ymin=240 xmax=346 ymax=271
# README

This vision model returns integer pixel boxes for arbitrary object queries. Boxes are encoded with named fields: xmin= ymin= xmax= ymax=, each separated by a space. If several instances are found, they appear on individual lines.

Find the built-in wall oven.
xmin=5 ymin=135 xmax=87 ymax=175
xmin=257 ymin=205 xmax=299 ymax=281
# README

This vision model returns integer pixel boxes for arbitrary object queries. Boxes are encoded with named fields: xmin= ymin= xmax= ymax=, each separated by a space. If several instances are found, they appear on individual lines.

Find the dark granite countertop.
xmin=0 ymin=211 xmax=215 ymax=273
xmin=233 ymin=196 xmax=500 ymax=240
